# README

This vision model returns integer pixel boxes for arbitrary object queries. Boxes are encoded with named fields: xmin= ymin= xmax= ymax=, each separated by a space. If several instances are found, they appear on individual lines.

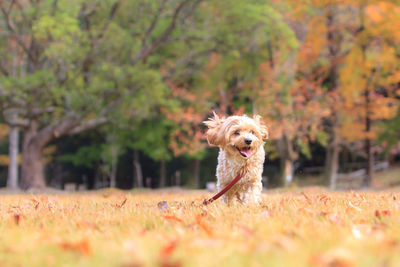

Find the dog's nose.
xmin=245 ymin=138 xmax=252 ymax=145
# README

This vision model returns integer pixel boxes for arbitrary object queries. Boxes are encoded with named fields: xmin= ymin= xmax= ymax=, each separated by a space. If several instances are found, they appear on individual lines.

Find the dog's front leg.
xmin=242 ymin=182 xmax=262 ymax=205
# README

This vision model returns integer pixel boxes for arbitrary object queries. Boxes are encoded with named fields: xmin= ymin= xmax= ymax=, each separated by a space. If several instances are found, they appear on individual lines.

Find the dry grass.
xmin=1 ymin=189 xmax=400 ymax=266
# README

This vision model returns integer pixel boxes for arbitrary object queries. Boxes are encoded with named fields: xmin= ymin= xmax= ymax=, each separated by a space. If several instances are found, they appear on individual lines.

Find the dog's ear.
xmin=203 ymin=112 xmax=225 ymax=146
xmin=253 ymin=115 xmax=269 ymax=140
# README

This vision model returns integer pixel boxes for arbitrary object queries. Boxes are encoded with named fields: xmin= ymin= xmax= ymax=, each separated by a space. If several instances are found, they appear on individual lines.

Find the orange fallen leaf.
xmin=319 ymin=195 xmax=330 ymax=205
xmin=162 ymin=215 xmax=183 ymax=223
xmin=59 ymin=239 xmax=92 ymax=256
xmin=160 ymin=240 xmax=178 ymax=258
xmin=375 ymin=210 xmax=391 ymax=218
xmin=115 ymin=198 xmax=127 ymax=208
xmin=30 ymin=198 xmax=40 ymax=210
xmin=195 ymin=214 xmax=213 ymax=236
xmin=13 ymin=214 xmax=22 ymax=226
xmin=301 ymin=192 xmax=312 ymax=204
xmin=347 ymin=201 xmax=362 ymax=212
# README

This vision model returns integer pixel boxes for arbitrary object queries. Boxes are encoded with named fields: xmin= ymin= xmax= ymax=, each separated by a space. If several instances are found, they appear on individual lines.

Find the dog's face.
xmin=204 ymin=113 xmax=268 ymax=159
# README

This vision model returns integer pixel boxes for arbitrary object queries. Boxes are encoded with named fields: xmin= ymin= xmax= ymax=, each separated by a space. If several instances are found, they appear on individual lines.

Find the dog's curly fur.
xmin=204 ymin=113 xmax=268 ymax=205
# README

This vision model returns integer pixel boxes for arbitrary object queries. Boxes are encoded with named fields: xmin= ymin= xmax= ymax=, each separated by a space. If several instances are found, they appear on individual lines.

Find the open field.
xmin=1 ymin=189 xmax=400 ymax=267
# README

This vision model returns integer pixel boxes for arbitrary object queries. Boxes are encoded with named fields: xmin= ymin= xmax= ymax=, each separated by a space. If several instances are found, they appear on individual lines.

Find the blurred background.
xmin=0 ymin=0 xmax=399 ymax=191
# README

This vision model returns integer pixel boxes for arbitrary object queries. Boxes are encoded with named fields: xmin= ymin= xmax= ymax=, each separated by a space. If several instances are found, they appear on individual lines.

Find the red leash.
xmin=203 ymin=172 xmax=242 ymax=205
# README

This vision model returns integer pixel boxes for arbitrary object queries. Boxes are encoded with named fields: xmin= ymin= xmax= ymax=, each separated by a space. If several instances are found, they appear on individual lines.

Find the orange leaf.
xmin=375 ymin=210 xmax=391 ymax=218
xmin=59 ymin=239 xmax=92 ymax=256
xmin=319 ymin=195 xmax=330 ymax=205
xmin=13 ymin=214 xmax=22 ymax=226
xmin=348 ymin=201 xmax=362 ymax=212
xmin=115 ymin=198 xmax=127 ymax=208
xmin=160 ymin=240 xmax=178 ymax=258
xmin=381 ymin=210 xmax=391 ymax=216
xmin=301 ymin=192 xmax=312 ymax=204
xmin=162 ymin=215 xmax=183 ymax=223
xmin=195 ymin=214 xmax=213 ymax=236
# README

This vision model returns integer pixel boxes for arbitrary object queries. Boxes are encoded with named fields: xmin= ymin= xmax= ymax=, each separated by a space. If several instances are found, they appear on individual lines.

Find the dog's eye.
xmin=234 ymin=130 xmax=240 ymax=135
xmin=250 ymin=130 xmax=254 ymax=135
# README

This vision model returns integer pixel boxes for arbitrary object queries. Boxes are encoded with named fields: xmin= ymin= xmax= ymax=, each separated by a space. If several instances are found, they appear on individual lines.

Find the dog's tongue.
xmin=240 ymin=147 xmax=252 ymax=157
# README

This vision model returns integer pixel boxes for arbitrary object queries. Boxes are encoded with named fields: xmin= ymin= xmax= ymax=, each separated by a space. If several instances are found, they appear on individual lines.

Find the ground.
xmin=1 ymin=188 xmax=400 ymax=267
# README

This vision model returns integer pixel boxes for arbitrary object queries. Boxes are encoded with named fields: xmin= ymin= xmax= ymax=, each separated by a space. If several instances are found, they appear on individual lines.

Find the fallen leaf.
xmin=59 ymin=239 xmax=92 ymax=256
xmin=319 ymin=195 xmax=330 ymax=205
xmin=347 ymin=201 xmax=362 ymax=212
xmin=162 ymin=215 xmax=183 ymax=223
xmin=158 ymin=201 xmax=169 ymax=212
xmin=301 ymin=192 xmax=312 ymax=204
xmin=160 ymin=240 xmax=178 ymax=258
xmin=195 ymin=214 xmax=213 ymax=236
xmin=115 ymin=198 xmax=127 ymax=208
xmin=310 ymin=248 xmax=354 ymax=267
xmin=13 ymin=214 xmax=22 ymax=226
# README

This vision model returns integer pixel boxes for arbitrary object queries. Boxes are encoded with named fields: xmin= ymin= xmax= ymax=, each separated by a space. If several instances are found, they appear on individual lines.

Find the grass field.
xmin=1 ymin=188 xmax=400 ymax=267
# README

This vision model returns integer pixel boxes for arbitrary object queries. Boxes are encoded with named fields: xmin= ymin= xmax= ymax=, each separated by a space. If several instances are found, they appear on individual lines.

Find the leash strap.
xmin=203 ymin=172 xmax=242 ymax=205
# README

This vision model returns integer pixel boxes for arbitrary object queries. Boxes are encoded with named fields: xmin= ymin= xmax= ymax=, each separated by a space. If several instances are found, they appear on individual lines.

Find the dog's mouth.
xmin=236 ymin=146 xmax=252 ymax=158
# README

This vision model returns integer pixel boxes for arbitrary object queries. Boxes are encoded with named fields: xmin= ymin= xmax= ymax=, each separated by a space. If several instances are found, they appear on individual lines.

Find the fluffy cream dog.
xmin=204 ymin=113 xmax=268 ymax=205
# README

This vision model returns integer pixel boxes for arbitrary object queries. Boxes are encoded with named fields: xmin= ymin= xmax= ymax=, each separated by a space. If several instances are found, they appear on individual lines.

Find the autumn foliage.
xmin=1 ymin=0 xmax=400 ymax=189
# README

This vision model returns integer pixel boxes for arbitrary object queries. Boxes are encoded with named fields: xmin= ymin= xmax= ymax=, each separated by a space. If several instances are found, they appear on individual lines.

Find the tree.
xmin=245 ymin=1 xmax=331 ymax=186
xmin=339 ymin=1 xmax=400 ymax=186
xmin=162 ymin=0 xmax=296 ymax=187
xmin=0 ymin=0 xmax=204 ymax=189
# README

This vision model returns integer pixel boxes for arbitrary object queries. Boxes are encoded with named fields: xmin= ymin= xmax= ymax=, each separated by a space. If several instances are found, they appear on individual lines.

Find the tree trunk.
xmin=363 ymin=91 xmax=373 ymax=187
xmin=277 ymin=134 xmax=295 ymax=186
xmin=282 ymin=158 xmax=293 ymax=187
xmin=324 ymin=6 xmax=341 ymax=189
xmin=20 ymin=121 xmax=46 ymax=189
xmin=17 ymin=111 xmax=106 ymax=190
xmin=52 ymin=161 xmax=63 ymax=189
xmin=133 ymin=150 xmax=143 ymax=188
xmin=7 ymin=125 xmax=19 ymax=189
xmin=110 ymin=156 xmax=117 ymax=188
xmin=20 ymin=117 xmax=81 ymax=190
xmin=324 ymin=117 xmax=340 ymax=189
xmin=192 ymin=158 xmax=200 ymax=188
xmin=21 ymin=143 xmax=46 ymax=190
xmin=324 ymin=132 xmax=339 ymax=190
xmin=360 ymin=5 xmax=374 ymax=188
xmin=159 ymin=160 xmax=166 ymax=188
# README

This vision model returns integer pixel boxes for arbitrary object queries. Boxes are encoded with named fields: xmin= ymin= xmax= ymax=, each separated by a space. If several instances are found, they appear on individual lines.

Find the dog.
xmin=204 ymin=113 xmax=268 ymax=205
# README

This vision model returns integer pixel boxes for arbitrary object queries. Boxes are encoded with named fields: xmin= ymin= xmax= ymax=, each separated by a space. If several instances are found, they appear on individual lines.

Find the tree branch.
xmin=141 ymin=0 xmax=168 ymax=47
xmin=31 ymin=107 xmax=55 ymax=117
xmin=35 ymin=117 xmax=79 ymax=148
xmin=0 ymin=2 xmax=35 ymax=63
xmin=51 ymin=0 xmax=58 ymax=15
xmin=97 ymin=0 xmax=121 ymax=39
xmin=68 ymin=117 xmax=108 ymax=135
xmin=164 ymin=48 xmax=217 ymax=78
xmin=2 ymin=108 xmax=29 ymax=127
xmin=67 ymin=98 xmax=122 ymax=135
xmin=131 ymin=0 xmax=202 ymax=65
